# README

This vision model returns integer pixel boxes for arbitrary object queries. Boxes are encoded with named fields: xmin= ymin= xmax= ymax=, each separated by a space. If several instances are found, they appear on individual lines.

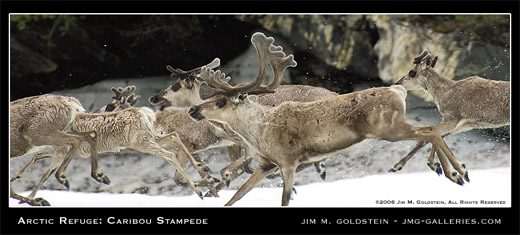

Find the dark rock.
xmin=10 ymin=35 xmax=58 ymax=83
xmin=10 ymin=15 xmax=256 ymax=100
xmin=238 ymin=15 xmax=380 ymax=94
xmin=10 ymin=14 xmax=510 ymax=102
xmin=369 ymin=15 xmax=510 ymax=101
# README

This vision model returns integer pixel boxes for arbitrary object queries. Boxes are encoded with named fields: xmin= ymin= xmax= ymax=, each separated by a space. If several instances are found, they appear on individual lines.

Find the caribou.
xmin=187 ymin=33 xmax=468 ymax=206
xmin=391 ymin=49 xmax=510 ymax=174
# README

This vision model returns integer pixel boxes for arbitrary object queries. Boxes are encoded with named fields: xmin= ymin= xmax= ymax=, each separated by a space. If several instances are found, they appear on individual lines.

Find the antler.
xmin=413 ymin=49 xmax=438 ymax=69
xmin=199 ymin=32 xmax=295 ymax=100
xmin=413 ymin=50 xmax=430 ymax=64
xmin=124 ymin=94 xmax=141 ymax=106
xmin=248 ymin=55 xmax=297 ymax=95
xmin=111 ymin=85 xmax=136 ymax=100
xmin=111 ymin=85 xmax=140 ymax=108
xmin=166 ymin=58 xmax=221 ymax=80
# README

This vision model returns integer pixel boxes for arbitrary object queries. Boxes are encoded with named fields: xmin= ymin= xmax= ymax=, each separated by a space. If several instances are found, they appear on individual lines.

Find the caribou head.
xmin=188 ymin=32 xmax=297 ymax=122
xmin=149 ymin=58 xmax=221 ymax=110
xmin=395 ymin=49 xmax=438 ymax=90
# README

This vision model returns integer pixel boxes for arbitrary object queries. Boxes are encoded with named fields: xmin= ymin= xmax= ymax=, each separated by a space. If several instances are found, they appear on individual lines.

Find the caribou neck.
xmin=421 ymin=68 xmax=456 ymax=103
xmin=210 ymin=99 xmax=268 ymax=152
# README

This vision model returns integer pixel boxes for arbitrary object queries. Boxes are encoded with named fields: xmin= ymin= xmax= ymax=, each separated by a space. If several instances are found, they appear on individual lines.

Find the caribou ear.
xmin=105 ymin=103 xmax=116 ymax=112
xmin=199 ymin=82 xmax=226 ymax=100
xmin=131 ymin=95 xmax=141 ymax=106
xmin=185 ymin=73 xmax=196 ymax=89
xmin=431 ymin=56 xmax=438 ymax=68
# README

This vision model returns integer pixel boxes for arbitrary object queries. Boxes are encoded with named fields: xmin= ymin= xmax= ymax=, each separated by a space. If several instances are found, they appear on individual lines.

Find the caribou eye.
xmin=105 ymin=103 xmax=116 ymax=112
xmin=216 ymin=98 xmax=227 ymax=108
xmin=408 ymin=70 xmax=417 ymax=78
xmin=238 ymin=93 xmax=248 ymax=101
xmin=171 ymin=81 xmax=181 ymax=92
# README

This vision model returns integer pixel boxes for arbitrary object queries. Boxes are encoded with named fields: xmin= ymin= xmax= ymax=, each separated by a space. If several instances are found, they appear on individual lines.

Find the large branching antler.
xmin=166 ymin=58 xmax=221 ymax=80
xmin=166 ymin=58 xmax=221 ymax=89
xmin=248 ymin=55 xmax=297 ymax=95
xmin=198 ymin=32 xmax=297 ymax=100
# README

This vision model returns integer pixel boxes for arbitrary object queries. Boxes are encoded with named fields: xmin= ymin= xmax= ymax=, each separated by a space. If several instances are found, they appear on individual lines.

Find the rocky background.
xmin=10 ymin=15 xmax=510 ymax=198
xmin=10 ymin=15 xmax=510 ymax=99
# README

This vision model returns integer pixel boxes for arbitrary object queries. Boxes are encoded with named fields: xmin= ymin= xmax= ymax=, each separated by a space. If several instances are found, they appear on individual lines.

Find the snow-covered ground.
xmin=10 ymin=167 xmax=510 ymax=207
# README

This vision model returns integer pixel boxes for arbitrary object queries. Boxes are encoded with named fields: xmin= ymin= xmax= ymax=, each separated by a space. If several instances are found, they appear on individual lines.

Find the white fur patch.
xmin=303 ymin=139 xmax=374 ymax=164
xmin=389 ymin=85 xmax=407 ymax=112
xmin=66 ymin=98 xmax=86 ymax=131
xmin=22 ymin=145 xmax=52 ymax=157
xmin=193 ymin=139 xmax=235 ymax=154
xmin=138 ymin=107 xmax=156 ymax=129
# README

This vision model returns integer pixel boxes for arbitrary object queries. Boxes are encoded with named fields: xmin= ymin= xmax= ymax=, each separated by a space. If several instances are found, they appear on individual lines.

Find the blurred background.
xmin=9 ymin=15 xmax=510 ymax=198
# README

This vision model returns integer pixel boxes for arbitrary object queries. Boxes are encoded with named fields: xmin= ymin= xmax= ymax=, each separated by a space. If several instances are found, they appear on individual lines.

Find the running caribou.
xmin=149 ymin=33 xmax=336 ymax=196
xmin=187 ymin=34 xmax=469 ymax=206
xmin=10 ymin=88 xmax=206 ymax=205
xmin=10 ymin=94 xmax=97 ymax=206
xmin=391 ymin=49 xmax=510 ymax=174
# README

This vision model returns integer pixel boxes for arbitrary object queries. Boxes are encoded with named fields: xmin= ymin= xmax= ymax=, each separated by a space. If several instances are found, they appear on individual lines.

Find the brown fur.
xmin=191 ymin=85 xmax=468 ymax=206
xmin=392 ymin=50 xmax=510 ymax=172
xmin=149 ymin=33 xmax=337 ymax=196
xmin=10 ymin=94 xmax=97 ymax=206
xmin=13 ymin=105 xmax=205 ymax=201
xmin=152 ymin=84 xmax=337 ymax=196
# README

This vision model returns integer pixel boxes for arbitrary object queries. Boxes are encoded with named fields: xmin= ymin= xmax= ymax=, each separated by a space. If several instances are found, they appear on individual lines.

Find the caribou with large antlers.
xmin=149 ymin=33 xmax=336 ymax=196
xmin=188 ymin=33 xmax=468 ymax=206
xmin=390 ymin=49 xmax=510 ymax=173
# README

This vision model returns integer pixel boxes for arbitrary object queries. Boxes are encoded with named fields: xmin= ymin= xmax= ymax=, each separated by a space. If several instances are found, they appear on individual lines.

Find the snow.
xmin=10 ymin=167 xmax=510 ymax=207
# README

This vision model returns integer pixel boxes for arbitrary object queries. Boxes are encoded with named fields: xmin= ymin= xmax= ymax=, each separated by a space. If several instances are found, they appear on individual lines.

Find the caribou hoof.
xmin=102 ymin=176 xmax=111 ymax=185
xmin=456 ymin=177 xmax=464 ymax=186
xmin=57 ymin=174 xmax=70 ymax=190
xmin=204 ymin=189 xmax=220 ymax=198
xmin=196 ymin=162 xmax=211 ymax=173
xmin=211 ymin=177 xmax=221 ymax=184
xmin=435 ymin=163 xmax=443 ymax=176
xmin=94 ymin=172 xmax=111 ymax=185
xmin=464 ymin=172 xmax=470 ymax=183
xmin=450 ymin=172 xmax=464 ymax=186
xmin=388 ymin=166 xmax=403 ymax=173
xmin=203 ymin=165 xmax=212 ymax=173
xmin=320 ymin=171 xmax=327 ymax=181
xmin=63 ymin=180 xmax=70 ymax=190
xmin=10 ymin=175 xmax=21 ymax=182
xmin=428 ymin=162 xmax=442 ymax=176
xmin=34 ymin=198 xmax=51 ymax=206
xmin=196 ymin=191 xmax=204 ymax=200
xmin=225 ymin=179 xmax=231 ymax=188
